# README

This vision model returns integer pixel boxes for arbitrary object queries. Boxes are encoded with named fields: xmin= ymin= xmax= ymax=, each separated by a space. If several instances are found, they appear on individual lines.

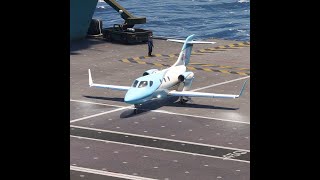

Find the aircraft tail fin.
xmin=167 ymin=35 xmax=216 ymax=66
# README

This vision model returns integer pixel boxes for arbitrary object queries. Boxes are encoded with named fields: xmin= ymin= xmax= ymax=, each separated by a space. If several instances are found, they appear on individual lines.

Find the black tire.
xmin=87 ymin=19 xmax=103 ymax=35
xmin=179 ymin=97 xmax=188 ymax=104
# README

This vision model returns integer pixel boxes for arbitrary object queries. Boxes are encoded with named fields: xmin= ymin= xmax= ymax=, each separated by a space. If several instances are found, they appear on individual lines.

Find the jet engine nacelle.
xmin=143 ymin=69 xmax=159 ymax=76
xmin=178 ymin=72 xmax=194 ymax=82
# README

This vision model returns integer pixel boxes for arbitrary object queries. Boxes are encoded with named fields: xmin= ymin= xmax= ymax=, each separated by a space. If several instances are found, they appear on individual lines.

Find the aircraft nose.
xmin=124 ymin=94 xmax=135 ymax=104
xmin=124 ymin=89 xmax=139 ymax=104
xmin=124 ymin=88 xmax=153 ymax=104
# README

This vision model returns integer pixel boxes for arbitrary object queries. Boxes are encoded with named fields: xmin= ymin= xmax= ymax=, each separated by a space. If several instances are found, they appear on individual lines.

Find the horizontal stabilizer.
xmin=167 ymin=39 xmax=216 ymax=44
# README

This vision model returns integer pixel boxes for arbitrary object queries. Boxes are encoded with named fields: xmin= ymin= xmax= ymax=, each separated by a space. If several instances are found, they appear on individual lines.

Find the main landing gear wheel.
xmin=179 ymin=97 xmax=189 ymax=104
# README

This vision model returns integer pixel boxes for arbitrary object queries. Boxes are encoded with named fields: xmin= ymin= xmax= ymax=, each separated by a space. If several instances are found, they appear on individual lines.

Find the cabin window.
xmin=150 ymin=81 xmax=153 ymax=87
xmin=138 ymin=81 xmax=148 ymax=88
xmin=167 ymin=76 xmax=170 ymax=81
xmin=132 ymin=80 xmax=139 ymax=87
xmin=163 ymin=78 xmax=166 ymax=82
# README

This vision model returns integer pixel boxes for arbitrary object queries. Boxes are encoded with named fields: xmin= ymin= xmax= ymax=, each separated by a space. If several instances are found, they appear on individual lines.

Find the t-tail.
xmin=167 ymin=34 xmax=216 ymax=67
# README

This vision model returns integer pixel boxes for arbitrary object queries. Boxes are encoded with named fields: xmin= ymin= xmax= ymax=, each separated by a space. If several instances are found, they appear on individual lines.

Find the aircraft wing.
xmin=168 ymin=80 xmax=248 ymax=99
xmin=168 ymin=91 xmax=239 ymax=98
xmin=88 ymin=69 xmax=130 ymax=91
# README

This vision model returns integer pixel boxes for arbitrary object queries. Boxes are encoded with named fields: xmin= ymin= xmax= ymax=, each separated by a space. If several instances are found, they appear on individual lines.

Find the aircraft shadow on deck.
xmin=83 ymin=95 xmax=238 ymax=119
xmin=83 ymin=95 xmax=124 ymax=102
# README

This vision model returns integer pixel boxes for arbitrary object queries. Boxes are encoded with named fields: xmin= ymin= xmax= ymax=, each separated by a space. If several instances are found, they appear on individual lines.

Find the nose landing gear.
xmin=133 ymin=104 xmax=142 ymax=114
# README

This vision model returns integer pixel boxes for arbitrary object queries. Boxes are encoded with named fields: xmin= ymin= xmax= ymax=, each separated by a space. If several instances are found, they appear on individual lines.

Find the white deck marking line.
xmin=70 ymin=99 xmax=124 ymax=108
xmin=71 ymin=100 xmax=249 ymax=124
xmin=192 ymin=76 xmax=250 ymax=92
xmin=70 ymin=165 xmax=157 ymax=180
xmin=70 ymin=125 xmax=250 ymax=152
xmin=70 ymin=106 xmax=132 ymax=123
xmin=71 ymin=135 xmax=250 ymax=164
xmin=151 ymin=110 xmax=250 ymax=124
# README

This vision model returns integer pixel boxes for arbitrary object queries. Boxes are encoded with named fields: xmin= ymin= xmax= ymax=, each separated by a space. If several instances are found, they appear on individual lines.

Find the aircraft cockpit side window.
xmin=150 ymin=81 xmax=153 ymax=87
xmin=163 ymin=78 xmax=166 ymax=82
xmin=132 ymin=80 xmax=139 ymax=87
xmin=138 ymin=81 xmax=148 ymax=88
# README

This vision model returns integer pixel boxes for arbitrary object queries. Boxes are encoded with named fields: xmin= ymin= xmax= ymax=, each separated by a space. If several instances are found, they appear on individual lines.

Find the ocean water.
xmin=93 ymin=0 xmax=250 ymax=41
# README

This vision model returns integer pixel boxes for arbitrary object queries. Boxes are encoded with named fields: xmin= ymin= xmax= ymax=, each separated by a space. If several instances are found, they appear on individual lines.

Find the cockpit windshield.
xmin=132 ymin=80 xmax=139 ymax=87
xmin=138 ymin=81 xmax=148 ymax=88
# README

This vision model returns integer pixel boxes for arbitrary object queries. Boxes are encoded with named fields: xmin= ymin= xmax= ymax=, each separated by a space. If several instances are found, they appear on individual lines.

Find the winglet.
xmin=236 ymin=79 xmax=248 ymax=98
xmin=88 ymin=69 xmax=93 ymax=87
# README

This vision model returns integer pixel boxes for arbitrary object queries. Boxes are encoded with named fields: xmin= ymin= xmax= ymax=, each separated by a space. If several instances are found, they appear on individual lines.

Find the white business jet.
xmin=88 ymin=34 xmax=248 ymax=109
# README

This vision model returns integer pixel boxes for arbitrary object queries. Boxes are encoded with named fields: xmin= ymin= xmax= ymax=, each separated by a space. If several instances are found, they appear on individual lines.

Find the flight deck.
xmin=70 ymin=37 xmax=250 ymax=180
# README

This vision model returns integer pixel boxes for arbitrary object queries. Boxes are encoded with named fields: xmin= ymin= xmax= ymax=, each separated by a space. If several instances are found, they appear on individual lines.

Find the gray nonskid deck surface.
xmin=70 ymin=126 xmax=249 ymax=162
xmin=70 ymin=37 xmax=250 ymax=180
